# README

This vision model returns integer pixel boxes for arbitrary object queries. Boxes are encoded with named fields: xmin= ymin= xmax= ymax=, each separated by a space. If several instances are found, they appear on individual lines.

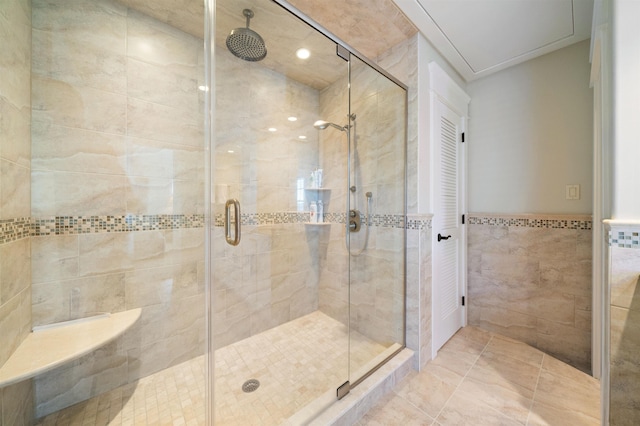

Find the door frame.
xmin=429 ymin=62 xmax=470 ymax=358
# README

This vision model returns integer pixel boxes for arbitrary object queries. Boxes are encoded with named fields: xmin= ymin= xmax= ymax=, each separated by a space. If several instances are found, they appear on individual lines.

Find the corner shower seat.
xmin=0 ymin=308 xmax=141 ymax=388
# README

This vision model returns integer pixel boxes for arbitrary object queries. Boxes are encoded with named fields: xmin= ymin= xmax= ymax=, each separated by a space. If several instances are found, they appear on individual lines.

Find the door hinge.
xmin=462 ymin=214 xmax=465 ymax=224
xmin=462 ymin=296 xmax=465 ymax=306
xmin=461 ymin=132 xmax=465 ymax=143
xmin=337 ymin=381 xmax=350 ymax=400
xmin=336 ymin=44 xmax=349 ymax=61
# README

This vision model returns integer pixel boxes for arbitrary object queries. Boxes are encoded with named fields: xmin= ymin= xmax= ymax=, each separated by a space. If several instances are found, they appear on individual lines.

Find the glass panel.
xmin=348 ymin=55 xmax=407 ymax=381
xmin=22 ymin=0 xmax=208 ymax=423
xmin=213 ymin=0 xmax=349 ymax=423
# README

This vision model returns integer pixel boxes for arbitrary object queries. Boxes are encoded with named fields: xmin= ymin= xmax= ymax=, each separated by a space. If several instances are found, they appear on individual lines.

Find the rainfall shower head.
xmin=226 ymin=9 xmax=267 ymax=62
xmin=313 ymin=120 xmax=346 ymax=132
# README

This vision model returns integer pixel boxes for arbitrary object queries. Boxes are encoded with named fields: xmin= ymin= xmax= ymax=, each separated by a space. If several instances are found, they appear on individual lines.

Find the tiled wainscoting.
xmin=406 ymin=214 xmax=433 ymax=370
xmin=467 ymin=213 xmax=593 ymax=373
xmin=607 ymin=223 xmax=640 ymax=424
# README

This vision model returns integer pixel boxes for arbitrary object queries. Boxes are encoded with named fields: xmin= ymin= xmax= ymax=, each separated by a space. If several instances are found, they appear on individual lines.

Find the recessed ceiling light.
xmin=298 ymin=135 xmax=307 ymax=140
xmin=198 ymin=85 xmax=208 ymax=92
xmin=268 ymin=128 xmax=277 ymax=132
xmin=296 ymin=48 xmax=310 ymax=59
xmin=227 ymin=150 xmax=234 ymax=153
xmin=288 ymin=116 xmax=297 ymax=122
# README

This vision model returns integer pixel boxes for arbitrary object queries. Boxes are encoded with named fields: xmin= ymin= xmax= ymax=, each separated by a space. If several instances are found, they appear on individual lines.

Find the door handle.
xmin=437 ymin=233 xmax=451 ymax=242
xmin=225 ymin=199 xmax=241 ymax=246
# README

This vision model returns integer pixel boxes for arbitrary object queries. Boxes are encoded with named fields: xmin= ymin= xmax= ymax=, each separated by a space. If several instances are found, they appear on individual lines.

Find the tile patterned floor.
xmin=358 ymin=326 xmax=601 ymax=426
xmin=35 ymin=323 xmax=600 ymax=425
xmin=34 ymin=311 xmax=386 ymax=425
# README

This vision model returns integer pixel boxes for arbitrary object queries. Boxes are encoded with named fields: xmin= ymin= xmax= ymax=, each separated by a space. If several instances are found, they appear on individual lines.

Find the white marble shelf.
xmin=0 ymin=309 xmax=141 ymax=388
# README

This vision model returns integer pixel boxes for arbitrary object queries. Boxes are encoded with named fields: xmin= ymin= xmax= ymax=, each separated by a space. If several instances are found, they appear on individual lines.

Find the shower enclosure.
xmin=212 ymin=0 xmax=407 ymax=423
xmin=0 ymin=0 xmax=405 ymax=423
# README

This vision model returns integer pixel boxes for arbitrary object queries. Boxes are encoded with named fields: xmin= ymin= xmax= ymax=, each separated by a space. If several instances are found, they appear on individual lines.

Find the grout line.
xmin=431 ymin=334 xmax=494 ymax=422
xmin=525 ymin=353 xmax=545 ymax=425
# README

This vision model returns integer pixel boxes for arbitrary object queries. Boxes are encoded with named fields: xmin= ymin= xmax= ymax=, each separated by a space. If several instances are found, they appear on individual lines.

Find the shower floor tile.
xmin=34 ymin=311 xmax=387 ymax=426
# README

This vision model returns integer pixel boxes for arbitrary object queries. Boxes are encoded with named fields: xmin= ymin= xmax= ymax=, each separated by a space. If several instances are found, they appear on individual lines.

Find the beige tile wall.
xmin=609 ymin=242 xmax=640 ymax=425
xmin=467 ymin=214 xmax=593 ymax=373
xmin=211 ymin=47 xmax=323 ymax=348
xmin=30 ymin=0 xmax=205 ymax=418
xmin=406 ymin=217 xmax=432 ymax=370
xmin=0 ymin=0 xmax=33 ymax=424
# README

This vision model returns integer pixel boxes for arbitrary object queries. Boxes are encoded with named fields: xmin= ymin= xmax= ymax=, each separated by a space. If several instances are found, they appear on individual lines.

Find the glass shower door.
xmin=347 ymin=54 xmax=407 ymax=384
xmin=212 ymin=0 xmax=351 ymax=423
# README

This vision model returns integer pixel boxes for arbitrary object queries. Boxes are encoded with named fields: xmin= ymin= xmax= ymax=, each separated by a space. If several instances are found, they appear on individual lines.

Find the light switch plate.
xmin=566 ymin=184 xmax=580 ymax=200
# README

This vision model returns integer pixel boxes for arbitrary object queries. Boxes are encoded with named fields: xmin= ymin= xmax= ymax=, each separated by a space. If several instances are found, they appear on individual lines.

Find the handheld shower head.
xmin=313 ymin=120 xmax=346 ymax=132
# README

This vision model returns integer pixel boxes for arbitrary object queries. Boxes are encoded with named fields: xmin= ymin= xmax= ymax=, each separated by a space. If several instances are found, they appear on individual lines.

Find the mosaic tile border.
xmin=609 ymin=230 xmax=640 ymax=248
xmin=0 ymin=217 xmax=31 ymax=244
xmin=406 ymin=216 xmax=432 ymax=230
xmin=1 ymin=211 xmax=413 ymax=243
xmin=468 ymin=214 xmax=592 ymax=230
xmin=214 ymin=212 xmax=411 ymax=229
xmin=32 ymin=214 xmax=205 ymax=237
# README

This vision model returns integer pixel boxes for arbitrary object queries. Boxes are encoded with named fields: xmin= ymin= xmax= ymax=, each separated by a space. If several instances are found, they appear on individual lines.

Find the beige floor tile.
xmin=473 ymin=349 xmax=541 ymax=392
xmin=541 ymin=354 xmax=599 ymax=389
xmin=357 ymin=392 xmax=435 ymax=426
xmin=435 ymin=388 xmax=521 ymax=426
xmin=533 ymin=370 xmax=600 ymax=421
xmin=394 ymin=364 xmax=464 ymax=418
xmin=483 ymin=335 xmax=545 ymax=368
xmin=430 ymin=334 xmax=487 ymax=376
xmin=455 ymin=373 xmax=532 ymax=424
xmin=527 ymin=401 xmax=600 ymax=426
xmin=453 ymin=325 xmax=493 ymax=347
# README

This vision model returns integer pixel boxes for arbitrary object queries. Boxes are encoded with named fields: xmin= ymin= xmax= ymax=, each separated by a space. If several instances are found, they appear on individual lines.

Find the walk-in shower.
xmin=0 ymin=0 xmax=406 ymax=424
xmin=213 ymin=0 xmax=407 ymax=423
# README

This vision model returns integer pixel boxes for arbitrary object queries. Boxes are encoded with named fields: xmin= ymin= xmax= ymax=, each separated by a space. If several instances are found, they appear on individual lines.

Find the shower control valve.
xmin=349 ymin=209 xmax=361 ymax=232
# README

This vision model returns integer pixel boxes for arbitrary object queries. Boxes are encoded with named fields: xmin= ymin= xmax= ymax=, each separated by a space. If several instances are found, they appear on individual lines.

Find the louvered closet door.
xmin=433 ymin=98 xmax=464 ymax=354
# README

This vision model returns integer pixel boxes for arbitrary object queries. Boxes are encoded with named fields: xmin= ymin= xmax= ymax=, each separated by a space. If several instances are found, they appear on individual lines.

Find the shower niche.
xmin=213 ymin=0 xmax=407 ymax=423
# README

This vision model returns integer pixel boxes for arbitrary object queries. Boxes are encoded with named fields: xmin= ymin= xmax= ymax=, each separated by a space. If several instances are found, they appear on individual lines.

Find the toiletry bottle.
xmin=317 ymin=200 xmax=324 ymax=223
xmin=310 ymin=201 xmax=317 ymax=223
xmin=316 ymin=169 xmax=323 ymax=188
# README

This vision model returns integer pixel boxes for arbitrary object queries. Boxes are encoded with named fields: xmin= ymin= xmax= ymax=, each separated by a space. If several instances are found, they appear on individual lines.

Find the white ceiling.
xmin=393 ymin=0 xmax=593 ymax=81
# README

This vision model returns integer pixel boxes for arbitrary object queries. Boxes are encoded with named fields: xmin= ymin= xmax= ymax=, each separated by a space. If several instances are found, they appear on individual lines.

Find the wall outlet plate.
xmin=566 ymin=184 xmax=580 ymax=200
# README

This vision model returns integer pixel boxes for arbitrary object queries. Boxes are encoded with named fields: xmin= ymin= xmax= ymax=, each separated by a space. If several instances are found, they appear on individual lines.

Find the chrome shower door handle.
xmin=225 ymin=199 xmax=241 ymax=246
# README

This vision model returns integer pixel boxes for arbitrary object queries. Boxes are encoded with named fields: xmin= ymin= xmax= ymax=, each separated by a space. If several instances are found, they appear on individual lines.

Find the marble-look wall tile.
xmin=609 ymin=244 xmax=640 ymax=425
xmin=31 ymin=22 xmax=126 ymax=94
xmin=0 ymin=99 xmax=31 ymax=169
xmin=34 ymin=341 xmax=128 ymax=418
xmin=32 ymin=170 xmax=127 ymax=216
xmin=468 ymin=218 xmax=592 ymax=373
xmin=31 ymin=121 xmax=126 ymax=175
xmin=0 ymin=287 xmax=31 ymax=367
xmin=124 ymin=262 xmax=199 ymax=308
xmin=0 ymin=237 xmax=30 ymax=305
xmin=126 ymin=97 xmax=202 ymax=147
xmin=32 ymin=273 xmax=126 ymax=326
xmin=32 ymin=75 xmax=127 ymax=134
xmin=1 ymin=378 xmax=33 ymax=426
xmin=0 ymin=5 xmax=32 ymax=418
xmin=126 ymin=8 xmax=199 ymax=78
xmin=31 ymin=235 xmax=79 ymax=283
xmin=1 ymin=159 xmax=30 ymax=218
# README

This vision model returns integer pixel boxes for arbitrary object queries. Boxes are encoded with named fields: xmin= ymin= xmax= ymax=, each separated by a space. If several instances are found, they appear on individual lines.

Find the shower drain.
xmin=242 ymin=379 xmax=260 ymax=393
